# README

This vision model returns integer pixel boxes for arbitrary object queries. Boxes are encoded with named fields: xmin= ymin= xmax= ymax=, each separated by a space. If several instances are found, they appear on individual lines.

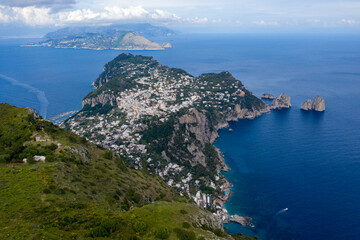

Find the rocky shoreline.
xmin=209 ymin=105 xmax=271 ymax=226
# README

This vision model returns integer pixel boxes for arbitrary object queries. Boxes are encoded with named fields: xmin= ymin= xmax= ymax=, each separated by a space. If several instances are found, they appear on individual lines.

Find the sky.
xmin=0 ymin=0 xmax=360 ymax=37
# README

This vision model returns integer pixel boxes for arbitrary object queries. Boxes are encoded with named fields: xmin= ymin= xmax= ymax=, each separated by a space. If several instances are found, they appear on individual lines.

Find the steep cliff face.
xmin=165 ymin=102 xmax=270 ymax=175
xmin=82 ymin=91 xmax=117 ymax=107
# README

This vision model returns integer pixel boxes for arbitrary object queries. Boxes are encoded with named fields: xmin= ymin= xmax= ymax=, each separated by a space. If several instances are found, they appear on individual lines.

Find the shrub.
xmin=180 ymin=209 xmax=188 ymax=214
xmin=198 ymin=237 xmax=205 ymax=240
xmin=213 ymin=228 xmax=225 ymax=237
xmin=0 ymin=154 xmax=10 ymax=163
xmin=182 ymin=222 xmax=191 ymax=229
xmin=87 ymin=219 xmax=118 ymax=238
xmin=27 ymin=156 xmax=36 ymax=164
xmin=155 ymin=226 xmax=171 ymax=239
xmin=103 ymin=150 xmax=113 ymax=160
xmin=173 ymin=228 xmax=196 ymax=240
xmin=121 ymin=198 xmax=130 ymax=211
xmin=43 ymin=188 xmax=51 ymax=194
xmin=133 ymin=220 xmax=147 ymax=233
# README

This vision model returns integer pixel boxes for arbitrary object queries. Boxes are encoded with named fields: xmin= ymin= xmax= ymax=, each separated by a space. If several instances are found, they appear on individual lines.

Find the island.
xmin=24 ymin=24 xmax=173 ymax=50
xmin=63 ymin=53 xmax=271 ymax=229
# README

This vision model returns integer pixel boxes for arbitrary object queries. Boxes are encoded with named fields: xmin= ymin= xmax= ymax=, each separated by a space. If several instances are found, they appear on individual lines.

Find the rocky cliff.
xmin=82 ymin=91 xmax=117 ymax=107
xmin=271 ymin=93 xmax=291 ymax=109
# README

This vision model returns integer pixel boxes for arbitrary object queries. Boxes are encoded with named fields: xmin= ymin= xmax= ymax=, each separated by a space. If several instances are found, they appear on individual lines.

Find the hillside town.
xmin=64 ymin=54 xmax=260 ymax=224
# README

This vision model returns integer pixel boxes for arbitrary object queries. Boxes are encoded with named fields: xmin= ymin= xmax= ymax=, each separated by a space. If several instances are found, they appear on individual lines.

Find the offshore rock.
xmin=261 ymin=93 xmax=275 ymax=99
xmin=301 ymin=99 xmax=313 ymax=111
xmin=312 ymin=96 xmax=325 ymax=111
xmin=271 ymin=93 xmax=291 ymax=109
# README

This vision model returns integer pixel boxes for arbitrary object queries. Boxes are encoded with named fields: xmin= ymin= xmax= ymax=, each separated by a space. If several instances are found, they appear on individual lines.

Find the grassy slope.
xmin=0 ymin=104 xmax=247 ymax=240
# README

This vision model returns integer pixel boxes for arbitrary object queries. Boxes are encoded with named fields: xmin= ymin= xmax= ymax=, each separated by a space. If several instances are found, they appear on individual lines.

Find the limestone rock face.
xmin=261 ymin=93 xmax=275 ymax=99
xmin=301 ymin=99 xmax=312 ymax=111
xmin=82 ymin=92 xmax=117 ymax=108
xmin=271 ymin=93 xmax=291 ymax=109
xmin=312 ymin=96 xmax=325 ymax=111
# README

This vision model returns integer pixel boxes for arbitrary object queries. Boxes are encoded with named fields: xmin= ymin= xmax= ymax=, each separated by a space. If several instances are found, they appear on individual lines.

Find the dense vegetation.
xmin=0 ymin=104 xmax=247 ymax=239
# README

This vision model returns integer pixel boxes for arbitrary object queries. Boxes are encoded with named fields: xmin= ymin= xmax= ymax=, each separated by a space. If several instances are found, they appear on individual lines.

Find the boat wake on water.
xmin=276 ymin=208 xmax=289 ymax=215
xmin=0 ymin=74 xmax=49 ymax=118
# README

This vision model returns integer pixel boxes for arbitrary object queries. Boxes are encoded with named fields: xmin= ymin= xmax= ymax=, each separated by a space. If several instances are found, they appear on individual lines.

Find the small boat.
xmin=228 ymin=128 xmax=233 ymax=132
xmin=276 ymin=208 xmax=289 ymax=215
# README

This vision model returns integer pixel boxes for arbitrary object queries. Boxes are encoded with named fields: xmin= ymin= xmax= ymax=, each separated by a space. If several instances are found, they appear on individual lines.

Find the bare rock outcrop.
xmin=312 ymin=96 xmax=325 ymax=111
xmin=82 ymin=92 xmax=117 ymax=108
xmin=26 ymin=107 xmax=41 ymax=120
xmin=261 ymin=93 xmax=275 ymax=99
xmin=271 ymin=93 xmax=291 ymax=109
xmin=301 ymin=99 xmax=312 ymax=111
xmin=301 ymin=96 xmax=325 ymax=111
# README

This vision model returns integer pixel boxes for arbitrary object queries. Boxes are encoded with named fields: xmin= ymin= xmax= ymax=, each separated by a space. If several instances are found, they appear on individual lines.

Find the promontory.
xmin=63 ymin=53 xmax=271 ymax=225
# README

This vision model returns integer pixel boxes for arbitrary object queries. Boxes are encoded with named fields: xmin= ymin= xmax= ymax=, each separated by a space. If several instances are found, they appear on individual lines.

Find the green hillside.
xmin=0 ymin=103 xmax=256 ymax=240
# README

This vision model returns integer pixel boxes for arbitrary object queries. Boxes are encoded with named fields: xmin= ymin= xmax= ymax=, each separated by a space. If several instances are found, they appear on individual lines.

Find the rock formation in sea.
xmin=271 ymin=93 xmax=291 ymax=109
xmin=261 ymin=93 xmax=275 ymax=99
xmin=312 ymin=96 xmax=325 ymax=111
xmin=301 ymin=99 xmax=313 ymax=111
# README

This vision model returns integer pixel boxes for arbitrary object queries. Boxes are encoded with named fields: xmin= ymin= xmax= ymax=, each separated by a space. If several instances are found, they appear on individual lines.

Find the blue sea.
xmin=1 ymin=34 xmax=360 ymax=240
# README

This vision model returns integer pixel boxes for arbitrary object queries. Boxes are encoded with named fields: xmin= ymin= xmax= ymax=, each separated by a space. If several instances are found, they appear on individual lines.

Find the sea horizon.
xmin=1 ymin=33 xmax=360 ymax=239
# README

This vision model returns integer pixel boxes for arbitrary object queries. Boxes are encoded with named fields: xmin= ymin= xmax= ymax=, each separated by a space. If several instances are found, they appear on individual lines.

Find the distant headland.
xmin=23 ymin=24 xmax=174 ymax=51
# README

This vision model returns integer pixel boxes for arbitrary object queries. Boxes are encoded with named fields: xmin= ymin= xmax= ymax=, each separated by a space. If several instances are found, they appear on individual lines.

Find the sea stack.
xmin=301 ymin=99 xmax=312 ymax=111
xmin=312 ymin=96 xmax=325 ymax=111
xmin=261 ymin=93 xmax=275 ymax=99
xmin=271 ymin=93 xmax=291 ymax=109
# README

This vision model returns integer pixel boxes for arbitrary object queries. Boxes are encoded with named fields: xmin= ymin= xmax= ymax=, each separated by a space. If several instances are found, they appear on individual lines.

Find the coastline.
xmin=210 ymin=105 xmax=271 ymax=227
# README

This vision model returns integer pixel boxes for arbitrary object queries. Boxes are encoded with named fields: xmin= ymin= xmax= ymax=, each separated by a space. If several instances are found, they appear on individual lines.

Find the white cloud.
xmin=253 ymin=20 xmax=279 ymax=26
xmin=0 ymin=6 xmax=10 ymax=23
xmin=0 ymin=4 xmax=203 ymax=26
xmin=0 ymin=5 xmax=55 ymax=25
xmin=191 ymin=17 xmax=208 ymax=24
xmin=340 ymin=19 xmax=357 ymax=25
xmin=212 ymin=18 xmax=222 ymax=23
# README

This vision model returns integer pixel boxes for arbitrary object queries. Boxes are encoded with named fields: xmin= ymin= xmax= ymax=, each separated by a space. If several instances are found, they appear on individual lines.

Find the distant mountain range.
xmin=24 ymin=24 xmax=174 ymax=50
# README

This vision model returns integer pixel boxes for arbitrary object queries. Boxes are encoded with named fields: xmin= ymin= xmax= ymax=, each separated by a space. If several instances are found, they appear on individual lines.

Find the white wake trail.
xmin=276 ymin=208 xmax=289 ymax=215
xmin=0 ymin=74 xmax=49 ymax=118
